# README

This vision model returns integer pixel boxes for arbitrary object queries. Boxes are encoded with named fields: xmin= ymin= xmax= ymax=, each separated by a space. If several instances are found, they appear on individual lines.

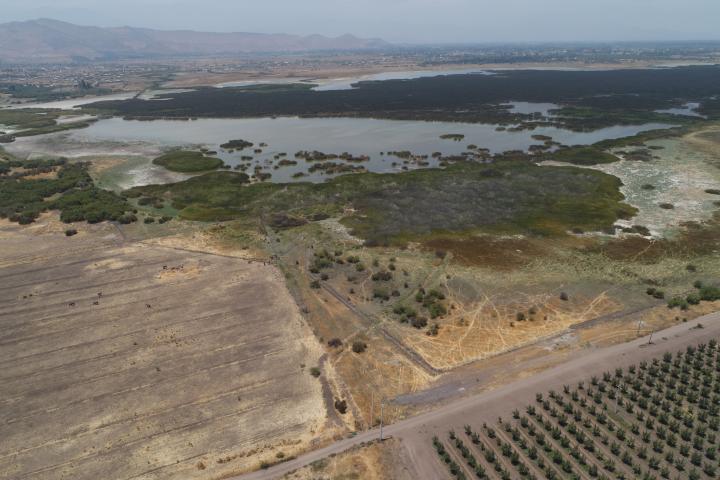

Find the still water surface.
xmin=66 ymin=116 xmax=672 ymax=183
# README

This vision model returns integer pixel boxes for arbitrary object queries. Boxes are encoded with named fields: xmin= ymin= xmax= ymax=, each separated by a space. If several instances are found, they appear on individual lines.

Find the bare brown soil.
xmin=163 ymin=60 xmax=712 ymax=89
xmin=9 ymin=167 xmax=59 ymax=180
xmin=684 ymin=125 xmax=720 ymax=158
xmin=86 ymin=155 xmax=131 ymax=176
xmin=0 ymin=215 xmax=327 ymax=480
xmin=164 ymin=63 xmax=445 ymax=88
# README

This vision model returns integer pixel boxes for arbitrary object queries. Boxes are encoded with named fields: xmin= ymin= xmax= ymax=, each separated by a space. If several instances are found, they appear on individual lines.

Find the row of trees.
xmin=435 ymin=340 xmax=720 ymax=480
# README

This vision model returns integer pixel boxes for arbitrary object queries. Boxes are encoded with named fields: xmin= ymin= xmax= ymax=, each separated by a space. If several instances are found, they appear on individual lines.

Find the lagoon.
xmin=6 ymin=115 xmax=673 ymax=186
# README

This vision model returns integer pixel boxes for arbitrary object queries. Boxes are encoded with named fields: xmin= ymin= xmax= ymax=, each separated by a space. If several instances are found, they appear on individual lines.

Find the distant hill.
xmin=0 ymin=19 xmax=390 ymax=63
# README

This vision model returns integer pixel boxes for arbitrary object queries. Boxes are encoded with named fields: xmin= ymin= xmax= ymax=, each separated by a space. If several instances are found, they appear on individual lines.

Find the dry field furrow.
xmin=0 ymin=220 xmax=326 ymax=480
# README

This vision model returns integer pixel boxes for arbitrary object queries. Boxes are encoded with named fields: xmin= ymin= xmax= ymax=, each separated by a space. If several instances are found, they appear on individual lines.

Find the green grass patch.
xmin=152 ymin=151 xmax=224 ymax=173
xmin=0 ymin=109 xmax=62 ymax=128
xmin=12 ymin=119 xmax=96 ymax=138
xmin=0 ymin=109 xmax=97 ymax=141
xmin=547 ymin=146 xmax=619 ymax=165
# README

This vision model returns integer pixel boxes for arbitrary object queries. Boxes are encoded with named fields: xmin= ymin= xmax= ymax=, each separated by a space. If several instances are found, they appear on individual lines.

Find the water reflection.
xmin=63 ymin=116 xmax=673 ymax=183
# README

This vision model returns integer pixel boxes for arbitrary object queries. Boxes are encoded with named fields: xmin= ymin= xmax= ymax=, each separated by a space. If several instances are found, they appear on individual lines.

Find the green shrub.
xmin=118 ymin=214 xmax=137 ymax=224
xmin=373 ymin=288 xmax=390 ymax=301
xmin=668 ymin=297 xmax=689 ymax=310
xmin=394 ymin=305 xmax=418 ymax=318
xmin=426 ymin=289 xmax=446 ymax=301
xmin=686 ymin=293 xmax=701 ymax=305
xmin=411 ymin=317 xmax=428 ymax=329
xmin=371 ymin=270 xmax=393 ymax=281
xmin=428 ymin=302 xmax=447 ymax=319
xmin=699 ymin=286 xmax=720 ymax=302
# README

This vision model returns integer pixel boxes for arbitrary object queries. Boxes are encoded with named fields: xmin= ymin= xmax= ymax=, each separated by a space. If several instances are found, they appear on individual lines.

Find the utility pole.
xmin=379 ymin=400 xmax=385 ymax=441
xmin=369 ymin=392 xmax=374 ymax=430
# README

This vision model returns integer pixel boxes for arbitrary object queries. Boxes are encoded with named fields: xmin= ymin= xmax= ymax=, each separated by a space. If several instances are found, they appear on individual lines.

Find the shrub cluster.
xmin=416 ymin=288 xmax=447 ymax=319
xmin=0 ymin=162 xmax=134 ymax=225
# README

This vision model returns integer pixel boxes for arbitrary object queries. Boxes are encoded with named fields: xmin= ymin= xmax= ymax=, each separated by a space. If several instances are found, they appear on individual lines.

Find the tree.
xmin=334 ymin=399 xmax=348 ymax=414
xmin=352 ymin=341 xmax=367 ymax=353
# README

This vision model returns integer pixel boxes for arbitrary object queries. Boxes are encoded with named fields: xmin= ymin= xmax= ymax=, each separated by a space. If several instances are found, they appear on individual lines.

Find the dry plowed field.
xmin=0 ymin=220 xmax=325 ymax=480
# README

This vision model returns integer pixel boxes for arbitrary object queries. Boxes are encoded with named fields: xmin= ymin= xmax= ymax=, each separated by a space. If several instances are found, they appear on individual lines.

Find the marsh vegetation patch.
xmin=132 ymin=161 xmax=635 ymax=243
xmin=152 ymin=150 xmax=224 ymax=172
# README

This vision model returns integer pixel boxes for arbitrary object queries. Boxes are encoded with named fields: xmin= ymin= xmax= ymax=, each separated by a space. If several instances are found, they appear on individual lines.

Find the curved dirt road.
xmin=232 ymin=311 xmax=720 ymax=480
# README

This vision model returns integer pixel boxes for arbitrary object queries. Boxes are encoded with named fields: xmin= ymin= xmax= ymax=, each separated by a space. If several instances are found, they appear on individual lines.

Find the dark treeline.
xmin=87 ymin=66 xmax=720 ymax=129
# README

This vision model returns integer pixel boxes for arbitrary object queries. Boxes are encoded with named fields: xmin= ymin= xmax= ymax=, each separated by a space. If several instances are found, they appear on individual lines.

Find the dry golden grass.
xmin=333 ymin=331 xmax=431 ymax=427
xmin=396 ymin=291 xmax=620 ymax=370
xmin=579 ymin=300 xmax=720 ymax=347
xmin=281 ymin=438 xmax=413 ymax=480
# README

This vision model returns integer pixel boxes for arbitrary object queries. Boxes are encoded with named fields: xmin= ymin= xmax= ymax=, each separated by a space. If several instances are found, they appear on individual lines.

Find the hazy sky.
xmin=1 ymin=0 xmax=719 ymax=43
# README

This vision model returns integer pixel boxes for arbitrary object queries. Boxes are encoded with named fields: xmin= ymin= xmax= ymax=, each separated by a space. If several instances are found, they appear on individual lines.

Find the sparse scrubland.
xmin=128 ymin=121 xmax=720 ymax=383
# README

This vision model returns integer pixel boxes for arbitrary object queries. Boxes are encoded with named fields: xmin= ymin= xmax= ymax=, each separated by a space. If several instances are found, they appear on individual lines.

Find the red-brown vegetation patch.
xmin=424 ymin=236 xmax=546 ymax=270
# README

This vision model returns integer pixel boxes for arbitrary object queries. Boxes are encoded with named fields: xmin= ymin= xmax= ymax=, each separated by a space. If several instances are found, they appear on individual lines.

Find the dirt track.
xmin=234 ymin=310 xmax=720 ymax=480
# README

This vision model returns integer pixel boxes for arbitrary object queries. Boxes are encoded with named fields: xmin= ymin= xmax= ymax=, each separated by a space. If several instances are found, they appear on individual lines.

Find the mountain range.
xmin=0 ymin=19 xmax=389 ymax=63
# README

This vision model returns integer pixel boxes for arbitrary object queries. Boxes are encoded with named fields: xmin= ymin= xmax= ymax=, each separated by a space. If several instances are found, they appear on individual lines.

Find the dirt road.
xmin=232 ymin=310 xmax=720 ymax=480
